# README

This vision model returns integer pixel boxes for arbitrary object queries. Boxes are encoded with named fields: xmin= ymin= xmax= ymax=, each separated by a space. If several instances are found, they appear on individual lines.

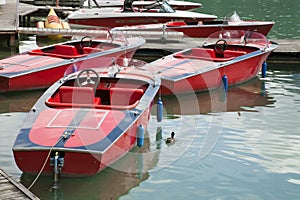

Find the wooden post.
xmin=9 ymin=34 xmax=16 ymax=47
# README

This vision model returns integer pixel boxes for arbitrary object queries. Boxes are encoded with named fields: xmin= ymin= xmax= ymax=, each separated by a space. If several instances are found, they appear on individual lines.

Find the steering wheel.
xmin=214 ymin=39 xmax=228 ymax=55
xmin=80 ymin=36 xmax=93 ymax=49
xmin=76 ymin=69 xmax=100 ymax=90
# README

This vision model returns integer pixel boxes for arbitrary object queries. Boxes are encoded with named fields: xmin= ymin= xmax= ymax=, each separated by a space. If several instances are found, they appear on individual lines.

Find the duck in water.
xmin=166 ymin=132 xmax=175 ymax=144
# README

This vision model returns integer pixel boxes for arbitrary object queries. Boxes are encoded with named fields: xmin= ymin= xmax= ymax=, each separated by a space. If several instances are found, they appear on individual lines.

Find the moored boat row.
xmin=6 ymin=0 xmax=278 ymax=179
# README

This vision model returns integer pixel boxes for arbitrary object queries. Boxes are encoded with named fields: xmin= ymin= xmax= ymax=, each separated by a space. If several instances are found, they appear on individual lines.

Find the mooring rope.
xmin=27 ymin=137 xmax=63 ymax=190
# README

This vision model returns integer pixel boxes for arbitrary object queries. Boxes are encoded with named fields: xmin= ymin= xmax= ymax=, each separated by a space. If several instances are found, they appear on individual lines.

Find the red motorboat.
xmin=12 ymin=66 xmax=161 ymax=176
xmin=67 ymin=0 xmax=216 ymax=28
xmin=0 ymin=29 xmax=145 ymax=92
xmin=142 ymin=30 xmax=278 ymax=95
xmin=115 ymin=12 xmax=274 ymax=37
xmin=166 ymin=11 xmax=274 ymax=37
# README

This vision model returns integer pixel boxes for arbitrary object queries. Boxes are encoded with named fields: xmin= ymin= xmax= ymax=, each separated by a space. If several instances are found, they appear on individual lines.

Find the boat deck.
xmin=0 ymin=168 xmax=39 ymax=200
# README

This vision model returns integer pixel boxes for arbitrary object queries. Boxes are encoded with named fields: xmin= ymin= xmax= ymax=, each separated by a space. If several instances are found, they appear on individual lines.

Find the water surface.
xmin=0 ymin=0 xmax=299 ymax=198
xmin=194 ymin=0 xmax=300 ymax=39
xmin=0 ymin=63 xmax=299 ymax=199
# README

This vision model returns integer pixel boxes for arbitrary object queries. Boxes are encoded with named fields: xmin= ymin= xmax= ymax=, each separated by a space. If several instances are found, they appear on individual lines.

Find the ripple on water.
xmin=0 ymin=113 xmax=27 ymax=177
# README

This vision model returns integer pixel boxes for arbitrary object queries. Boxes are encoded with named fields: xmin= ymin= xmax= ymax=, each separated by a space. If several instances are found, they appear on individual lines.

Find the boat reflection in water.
xmin=159 ymin=77 xmax=276 ymax=116
xmin=0 ymin=89 xmax=45 ymax=114
xmin=20 ymin=132 xmax=161 ymax=199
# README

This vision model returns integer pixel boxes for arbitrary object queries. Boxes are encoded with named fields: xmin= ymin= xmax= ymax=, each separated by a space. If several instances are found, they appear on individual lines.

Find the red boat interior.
xmin=46 ymin=78 xmax=147 ymax=110
xmin=29 ymin=41 xmax=120 ymax=59
xmin=173 ymin=47 xmax=256 ymax=62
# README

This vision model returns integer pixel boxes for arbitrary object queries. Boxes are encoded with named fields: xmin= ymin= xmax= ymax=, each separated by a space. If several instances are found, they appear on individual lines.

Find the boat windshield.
xmin=160 ymin=1 xmax=175 ymax=12
xmin=223 ymin=11 xmax=242 ymax=23
xmin=143 ymin=0 xmax=175 ymax=13
xmin=203 ymin=30 xmax=269 ymax=49
xmin=71 ymin=28 xmax=129 ymax=46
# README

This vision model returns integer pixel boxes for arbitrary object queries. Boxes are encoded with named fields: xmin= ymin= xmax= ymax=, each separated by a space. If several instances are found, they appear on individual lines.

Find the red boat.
xmin=142 ymin=30 xmax=278 ymax=95
xmin=166 ymin=12 xmax=274 ymax=37
xmin=0 ymin=29 xmax=145 ymax=92
xmin=12 ymin=66 xmax=161 ymax=176
xmin=116 ymin=12 xmax=274 ymax=37
xmin=67 ymin=0 xmax=216 ymax=28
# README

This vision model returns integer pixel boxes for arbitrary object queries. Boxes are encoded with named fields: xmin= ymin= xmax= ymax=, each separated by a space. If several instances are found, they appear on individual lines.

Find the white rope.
xmin=27 ymin=138 xmax=62 ymax=190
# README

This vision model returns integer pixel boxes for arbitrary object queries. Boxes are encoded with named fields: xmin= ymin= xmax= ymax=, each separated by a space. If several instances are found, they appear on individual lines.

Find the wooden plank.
xmin=0 ymin=169 xmax=39 ymax=200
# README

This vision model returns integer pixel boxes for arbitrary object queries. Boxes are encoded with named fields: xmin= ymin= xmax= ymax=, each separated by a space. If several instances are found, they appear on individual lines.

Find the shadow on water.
xmin=158 ymin=77 xmax=276 ymax=116
xmin=0 ymin=89 xmax=45 ymax=114
xmin=19 ymin=134 xmax=161 ymax=199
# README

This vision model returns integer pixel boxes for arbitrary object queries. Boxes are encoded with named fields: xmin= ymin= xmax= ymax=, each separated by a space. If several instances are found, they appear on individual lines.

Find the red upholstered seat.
xmin=223 ymin=50 xmax=247 ymax=58
xmin=59 ymin=86 xmax=100 ymax=105
xmin=82 ymin=47 xmax=104 ymax=54
xmin=110 ymin=88 xmax=144 ymax=106
xmin=55 ymin=45 xmax=79 ymax=56
xmin=191 ymin=48 xmax=216 ymax=58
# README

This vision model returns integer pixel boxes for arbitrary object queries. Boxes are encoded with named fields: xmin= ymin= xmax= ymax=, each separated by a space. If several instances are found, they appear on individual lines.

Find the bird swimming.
xmin=166 ymin=132 xmax=175 ymax=144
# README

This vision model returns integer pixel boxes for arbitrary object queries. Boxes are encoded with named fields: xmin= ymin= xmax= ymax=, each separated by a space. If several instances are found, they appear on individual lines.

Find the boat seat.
xmin=82 ymin=47 xmax=104 ymax=54
xmin=223 ymin=50 xmax=247 ymax=58
xmin=110 ymin=88 xmax=144 ymax=106
xmin=59 ymin=86 xmax=101 ymax=105
xmin=191 ymin=48 xmax=215 ymax=58
xmin=55 ymin=44 xmax=79 ymax=56
xmin=166 ymin=21 xmax=187 ymax=27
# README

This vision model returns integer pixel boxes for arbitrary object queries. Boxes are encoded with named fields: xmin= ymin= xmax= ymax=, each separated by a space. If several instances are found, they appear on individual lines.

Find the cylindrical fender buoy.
xmin=72 ymin=63 xmax=78 ymax=73
xmin=123 ymin=57 xmax=129 ymax=67
xmin=137 ymin=125 xmax=145 ymax=147
xmin=262 ymin=61 xmax=267 ymax=78
xmin=222 ymin=75 xmax=228 ymax=92
xmin=157 ymin=98 xmax=163 ymax=122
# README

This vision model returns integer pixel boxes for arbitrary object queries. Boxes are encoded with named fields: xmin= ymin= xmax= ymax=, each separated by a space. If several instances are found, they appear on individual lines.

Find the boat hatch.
xmin=47 ymin=108 xmax=108 ymax=129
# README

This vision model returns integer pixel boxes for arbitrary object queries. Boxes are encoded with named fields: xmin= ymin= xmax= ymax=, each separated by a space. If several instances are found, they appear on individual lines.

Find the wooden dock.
xmin=0 ymin=0 xmax=299 ymax=63
xmin=0 ymin=169 xmax=39 ymax=200
xmin=19 ymin=0 xmax=82 ymax=8
xmin=0 ymin=0 xmax=77 ymax=46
